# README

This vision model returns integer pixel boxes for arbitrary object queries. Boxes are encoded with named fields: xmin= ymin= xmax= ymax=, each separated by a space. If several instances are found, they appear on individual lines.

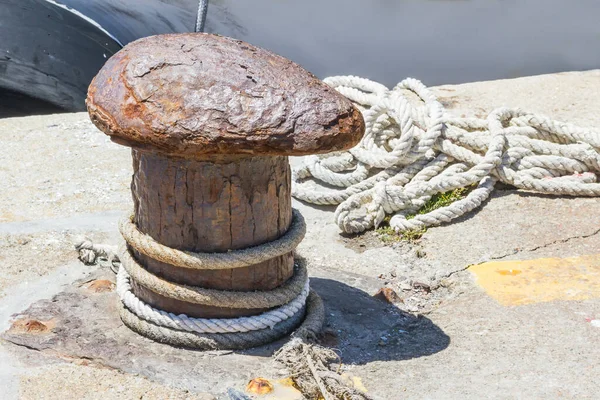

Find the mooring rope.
xmin=75 ymin=237 xmax=120 ymax=273
xmin=76 ymin=228 xmax=369 ymax=398
xmin=118 ymin=243 xmax=309 ymax=309
xmin=117 ymin=266 xmax=310 ymax=334
xmin=292 ymin=76 xmax=600 ymax=234
xmin=75 ymin=236 xmax=315 ymax=340
xmin=114 ymin=210 xmax=316 ymax=347
xmin=119 ymin=209 xmax=306 ymax=270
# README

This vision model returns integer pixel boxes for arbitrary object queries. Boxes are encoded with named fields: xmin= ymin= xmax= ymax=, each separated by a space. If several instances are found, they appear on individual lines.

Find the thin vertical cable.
xmin=195 ymin=0 xmax=209 ymax=32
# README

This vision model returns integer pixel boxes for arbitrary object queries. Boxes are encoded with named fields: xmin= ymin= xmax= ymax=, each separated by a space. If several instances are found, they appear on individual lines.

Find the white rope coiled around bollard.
xmin=76 ymin=215 xmax=367 ymax=398
xmin=109 ymin=207 xmax=324 ymax=350
xmin=117 ymin=266 xmax=310 ymax=334
xmin=118 ymin=243 xmax=309 ymax=309
xmin=292 ymin=76 xmax=600 ymax=234
xmin=77 ymin=209 xmax=318 ymax=345
xmin=119 ymin=209 xmax=306 ymax=270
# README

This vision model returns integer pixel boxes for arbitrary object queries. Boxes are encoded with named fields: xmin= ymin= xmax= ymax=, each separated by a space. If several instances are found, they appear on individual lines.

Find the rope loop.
xmin=120 ymin=209 xmax=306 ymax=270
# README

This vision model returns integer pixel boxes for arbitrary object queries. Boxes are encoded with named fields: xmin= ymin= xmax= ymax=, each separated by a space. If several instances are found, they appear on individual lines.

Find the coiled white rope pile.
xmin=293 ymin=76 xmax=600 ymax=234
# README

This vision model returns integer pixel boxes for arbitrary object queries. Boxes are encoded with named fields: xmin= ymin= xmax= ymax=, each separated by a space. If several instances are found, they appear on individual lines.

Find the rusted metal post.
xmin=86 ymin=33 xmax=363 ymax=340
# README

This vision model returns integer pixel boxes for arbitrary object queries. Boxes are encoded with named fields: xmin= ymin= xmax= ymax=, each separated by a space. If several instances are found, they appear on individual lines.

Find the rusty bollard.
xmin=86 ymin=33 xmax=364 ymax=349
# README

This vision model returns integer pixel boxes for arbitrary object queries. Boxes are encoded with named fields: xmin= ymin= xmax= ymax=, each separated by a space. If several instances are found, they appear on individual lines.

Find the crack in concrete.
xmin=486 ymin=226 xmax=600 ymax=262
xmin=414 ymin=226 xmax=600 ymax=294
xmin=3 ymin=339 xmax=113 ymax=370
xmin=2 ymin=339 xmax=42 ymax=354
xmin=440 ymin=265 xmax=472 ymax=280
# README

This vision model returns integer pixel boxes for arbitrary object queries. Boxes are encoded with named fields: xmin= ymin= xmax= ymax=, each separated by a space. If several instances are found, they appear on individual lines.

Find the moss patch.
xmin=375 ymin=185 xmax=474 ymax=242
xmin=376 ymin=225 xmax=427 ymax=243
xmin=414 ymin=186 xmax=473 ymax=216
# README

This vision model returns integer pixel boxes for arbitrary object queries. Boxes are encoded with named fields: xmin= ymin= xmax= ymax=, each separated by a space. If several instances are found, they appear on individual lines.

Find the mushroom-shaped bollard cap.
xmin=86 ymin=34 xmax=365 ymax=158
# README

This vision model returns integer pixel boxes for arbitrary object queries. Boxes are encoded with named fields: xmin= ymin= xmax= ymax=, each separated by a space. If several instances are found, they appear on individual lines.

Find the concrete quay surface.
xmin=1 ymin=70 xmax=599 ymax=399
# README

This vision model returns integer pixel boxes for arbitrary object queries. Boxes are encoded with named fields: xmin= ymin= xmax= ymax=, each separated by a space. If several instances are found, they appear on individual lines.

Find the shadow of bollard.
xmin=1 ymin=262 xmax=450 ymax=397
xmin=310 ymin=277 xmax=450 ymax=364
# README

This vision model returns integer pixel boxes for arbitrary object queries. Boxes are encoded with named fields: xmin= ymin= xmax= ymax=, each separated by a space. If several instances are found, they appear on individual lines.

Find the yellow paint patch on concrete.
xmin=470 ymin=254 xmax=600 ymax=306
xmin=351 ymin=376 xmax=368 ymax=393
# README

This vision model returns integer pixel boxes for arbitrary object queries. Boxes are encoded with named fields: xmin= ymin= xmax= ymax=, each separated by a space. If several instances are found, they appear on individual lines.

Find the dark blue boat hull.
xmin=0 ymin=0 xmax=195 ymax=111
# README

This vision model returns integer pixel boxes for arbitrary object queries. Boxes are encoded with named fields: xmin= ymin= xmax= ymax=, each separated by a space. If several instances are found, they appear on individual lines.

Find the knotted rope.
xmin=292 ymin=76 xmax=600 ymax=234
xmin=275 ymin=338 xmax=373 ymax=400
xmin=75 ymin=237 xmax=120 ymax=273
